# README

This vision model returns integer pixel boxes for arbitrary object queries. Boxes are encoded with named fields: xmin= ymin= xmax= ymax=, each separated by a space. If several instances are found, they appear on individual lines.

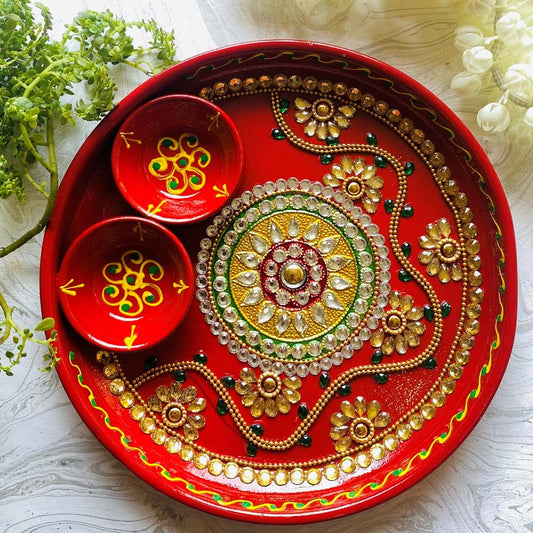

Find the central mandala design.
xmin=196 ymin=179 xmax=391 ymax=366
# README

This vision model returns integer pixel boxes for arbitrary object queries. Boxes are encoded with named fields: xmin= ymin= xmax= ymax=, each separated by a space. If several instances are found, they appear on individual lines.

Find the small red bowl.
xmin=111 ymin=94 xmax=243 ymax=224
xmin=57 ymin=216 xmax=194 ymax=352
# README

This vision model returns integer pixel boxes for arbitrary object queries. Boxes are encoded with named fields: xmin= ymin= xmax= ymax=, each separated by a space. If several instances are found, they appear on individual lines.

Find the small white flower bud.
xmin=503 ymin=64 xmax=533 ymax=94
xmin=450 ymin=71 xmax=482 ymax=95
xmin=463 ymin=46 xmax=494 ymax=74
xmin=496 ymin=11 xmax=528 ymax=48
xmin=524 ymin=107 xmax=533 ymax=128
xmin=454 ymin=25 xmax=484 ymax=51
xmin=477 ymin=102 xmax=511 ymax=132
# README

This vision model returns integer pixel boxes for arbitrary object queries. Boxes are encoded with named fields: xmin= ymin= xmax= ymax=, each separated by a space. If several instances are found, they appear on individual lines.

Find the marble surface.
xmin=1 ymin=1 xmax=532 ymax=531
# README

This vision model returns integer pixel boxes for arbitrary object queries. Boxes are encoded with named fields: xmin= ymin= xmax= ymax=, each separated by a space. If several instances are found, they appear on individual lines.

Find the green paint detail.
xmin=338 ymin=384 xmax=352 ymax=396
xmin=404 ymin=161 xmax=415 ymax=175
xmin=120 ymin=303 xmax=131 ymax=312
xmin=400 ymin=205 xmax=414 ymax=218
xmin=90 ymin=398 xmax=97 ymax=407
xmin=221 ymin=376 xmax=235 ymax=388
xmin=489 ymin=203 xmax=495 ymax=213
xmin=298 ymin=403 xmax=309 ymax=420
xmin=140 ymin=454 xmax=147 ymax=460
xmin=371 ymin=350 xmax=383 ymax=364
xmin=393 ymin=468 xmax=403 ymax=476
xmin=441 ymin=301 xmax=452 ymax=317
xmin=69 ymin=351 xmax=75 ymax=361
xmin=499 ymin=258 xmax=505 ymax=268
xmin=401 ymin=242 xmax=411 ymax=258
xmin=497 ymin=314 xmax=502 ymax=322
xmin=348 ymin=491 xmax=357 ymax=497
xmin=280 ymin=99 xmax=290 ymax=113
xmin=148 ymin=265 xmax=159 ymax=275
xmin=499 ymin=286 xmax=505 ymax=294
xmin=481 ymin=365 xmax=488 ymax=375
xmin=144 ymin=356 xmax=158 ymax=371
xmin=130 ymin=252 xmax=140 ymax=260
xmin=190 ymin=175 xmax=201 ymax=185
xmin=126 ymin=275 xmax=135 ymax=284
xmin=374 ymin=155 xmax=387 ymax=168
xmin=423 ymin=357 xmax=437 ymax=369
xmin=188 ymin=135 xmax=197 ymax=144
xmin=319 ymin=372 xmax=330 ymax=389
xmin=373 ymin=372 xmax=388 ymax=384
xmin=424 ymin=305 xmax=434 ymax=321
xmin=470 ymin=390 xmax=477 ymax=398
xmin=271 ymin=128 xmax=286 ymax=140
xmin=200 ymin=153 xmax=208 ymax=163
xmin=173 ymin=370 xmax=186 ymax=382
xmin=295 ymin=502 xmax=305 ymax=508
xmin=384 ymin=198 xmax=394 ymax=214
xmin=108 ymin=266 xmax=117 ymax=274
xmin=178 ymin=157 xmax=187 ymax=167
xmin=320 ymin=153 xmax=334 ymax=165
xmin=441 ymin=432 xmax=447 ymax=439
xmin=420 ymin=450 xmax=427 ymax=457
xmin=217 ymin=398 xmax=228 ymax=415
xmin=496 ymin=232 xmax=502 ymax=241
xmin=162 ymin=138 xmax=172 ymax=148
xmin=246 ymin=441 xmax=258 ymax=457
xmin=146 ymin=294 xmax=155 ymax=302
xmin=152 ymin=162 xmax=161 ymax=171
xmin=241 ymin=501 xmax=252 ymax=508
xmin=456 ymin=411 xmax=463 ymax=420
xmin=169 ymin=180 xmax=178 ymax=190
xmin=250 ymin=423 xmax=264 ymax=436
xmin=122 ymin=437 xmax=130 ymax=444
xmin=213 ymin=494 xmax=222 ymax=502
xmin=299 ymin=434 xmax=312 ymax=447
xmin=326 ymin=136 xmax=340 ymax=146
xmin=366 ymin=132 xmax=377 ymax=146
xmin=105 ymin=286 xmax=114 ymax=295
xmin=370 ymin=483 xmax=378 ymax=489
xmin=398 ymin=269 xmax=413 ymax=282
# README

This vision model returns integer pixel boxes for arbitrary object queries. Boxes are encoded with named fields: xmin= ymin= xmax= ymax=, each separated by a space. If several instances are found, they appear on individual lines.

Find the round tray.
xmin=40 ymin=41 xmax=517 ymax=523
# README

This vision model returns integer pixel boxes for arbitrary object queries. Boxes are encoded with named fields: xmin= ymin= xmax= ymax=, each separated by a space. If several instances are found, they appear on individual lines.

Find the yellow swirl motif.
xmin=148 ymin=133 xmax=211 ymax=195
xmin=102 ymin=250 xmax=164 ymax=317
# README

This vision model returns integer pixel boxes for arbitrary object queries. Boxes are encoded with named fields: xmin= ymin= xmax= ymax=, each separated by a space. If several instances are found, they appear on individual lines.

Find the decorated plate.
xmin=40 ymin=41 xmax=517 ymax=523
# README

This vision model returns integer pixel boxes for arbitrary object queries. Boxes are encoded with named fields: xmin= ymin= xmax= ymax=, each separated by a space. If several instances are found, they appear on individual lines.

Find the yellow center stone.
xmin=346 ymin=180 xmax=363 ymax=198
xmin=281 ymin=262 xmax=307 ymax=289
xmin=441 ymin=242 xmax=456 ymax=258
xmin=167 ymin=406 xmax=183 ymax=423
xmin=316 ymin=103 xmax=330 ymax=116
xmin=387 ymin=314 xmax=402 ymax=331
xmin=354 ymin=422 xmax=369 ymax=439
xmin=262 ymin=377 xmax=278 ymax=393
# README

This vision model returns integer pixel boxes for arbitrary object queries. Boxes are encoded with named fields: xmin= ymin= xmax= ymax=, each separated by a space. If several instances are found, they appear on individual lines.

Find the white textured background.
xmin=1 ymin=1 xmax=531 ymax=532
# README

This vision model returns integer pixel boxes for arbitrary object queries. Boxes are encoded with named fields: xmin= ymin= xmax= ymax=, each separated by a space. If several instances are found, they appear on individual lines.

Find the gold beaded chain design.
xmin=97 ymin=73 xmax=483 ymax=487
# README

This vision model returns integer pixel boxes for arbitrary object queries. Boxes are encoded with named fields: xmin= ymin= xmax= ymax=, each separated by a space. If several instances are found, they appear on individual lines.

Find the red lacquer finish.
xmin=111 ymin=95 xmax=243 ymax=224
xmin=57 ymin=216 xmax=193 ymax=352
xmin=40 ymin=41 xmax=517 ymax=523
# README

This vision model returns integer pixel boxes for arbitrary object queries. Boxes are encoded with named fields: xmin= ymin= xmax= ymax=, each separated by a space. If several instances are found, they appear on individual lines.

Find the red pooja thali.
xmin=40 ymin=41 xmax=517 ymax=523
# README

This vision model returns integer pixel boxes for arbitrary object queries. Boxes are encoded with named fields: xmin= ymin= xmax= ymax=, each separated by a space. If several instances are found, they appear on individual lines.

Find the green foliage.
xmin=0 ymin=0 xmax=177 ymax=375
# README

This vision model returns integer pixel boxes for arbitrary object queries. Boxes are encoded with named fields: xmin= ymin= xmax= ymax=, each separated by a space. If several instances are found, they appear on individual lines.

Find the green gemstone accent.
xmin=250 ymin=423 xmax=264 ymax=436
xmin=146 ymin=294 xmax=155 ymax=303
xmin=298 ymin=403 xmax=309 ymax=420
xmin=271 ymin=128 xmax=286 ymax=140
xmin=499 ymin=286 xmax=505 ymax=294
xmin=108 ymin=266 xmax=117 ymax=274
xmin=366 ymin=132 xmax=377 ymax=146
xmin=173 ymin=370 xmax=186 ymax=382
xmin=456 ymin=411 xmax=464 ymax=420
xmin=188 ymin=135 xmax=197 ymax=144
xmin=130 ymin=252 xmax=140 ymax=260
xmin=404 ymin=162 xmax=415 ymax=175
xmin=423 ymin=357 xmax=437 ymax=369
xmin=470 ymin=390 xmax=477 ymax=398
xmin=321 ymin=154 xmax=334 ymax=165
xmin=105 ymin=287 xmax=114 ymax=295
xmin=178 ymin=158 xmax=187 ymax=167
xmin=371 ymin=350 xmax=383 ymax=364
xmin=295 ymin=503 xmax=305 ymax=509
xmin=120 ymin=303 xmax=131 ymax=312
xmin=148 ymin=265 xmax=159 ymax=275
xmin=393 ymin=468 xmax=403 ymax=476
xmin=299 ymin=434 xmax=312 ymax=447
xmin=401 ymin=242 xmax=411 ymax=257
xmin=401 ymin=205 xmax=414 ymax=218
xmin=326 ymin=136 xmax=340 ymax=146
xmin=423 ymin=305 xmax=434 ymax=321
xmin=242 ymin=501 xmax=252 ymax=508
xmin=152 ymin=162 xmax=161 ymax=171
xmin=193 ymin=353 xmax=207 ymax=365
xmin=370 ymin=482 xmax=379 ymax=489
xmin=200 ymin=154 xmax=208 ymax=164
xmin=246 ymin=441 xmax=258 ymax=457
xmin=481 ymin=365 xmax=488 ymax=375
xmin=217 ymin=398 xmax=228 ymax=415
xmin=144 ymin=356 xmax=157 ymax=371
xmin=374 ymin=155 xmax=387 ymax=168
xmin=497 ymin=314 xmax=502 ymax=322
xmin=399 ymin=269 xmax=413 ymax=282
xmin=338 ymin=384 xmax=351 ymax=396
xmin=441 ymin=301 xmax=452 ymax=317
xmin=373 ymin=372 xmax=388 ymax=384
xmin=441 ymin=432 xmax=448 ymax=439
xmin=126 ymin=275 xmax=135 ymax=284
xmin=213 ymin=494 xmax=222 ymax=502
xmin=162 ymin=138 xmax=172 ymax=147
xmin=280 ymin=99 xmax=289 ymax=113
xmin=221 ymin=376 xmax=235 ymax=389
xmin=384 ymin=198 xmax=394 ymax=213
xmin=169 ymin=180 xmax=178 ymax=190
xmin=319 ymin=372 xmax=330 ymax=389
xmin=190 ymin=175 xmax=200 ymax=185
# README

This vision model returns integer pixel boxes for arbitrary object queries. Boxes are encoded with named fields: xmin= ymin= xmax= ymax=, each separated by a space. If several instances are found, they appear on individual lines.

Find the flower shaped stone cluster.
xmin=450 ymin=0 xmax=533 ymax=141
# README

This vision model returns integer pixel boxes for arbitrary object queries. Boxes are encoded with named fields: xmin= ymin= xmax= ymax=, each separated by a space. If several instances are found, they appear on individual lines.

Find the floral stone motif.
xmin=196 ymin=179 xmax=391 ymax=365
